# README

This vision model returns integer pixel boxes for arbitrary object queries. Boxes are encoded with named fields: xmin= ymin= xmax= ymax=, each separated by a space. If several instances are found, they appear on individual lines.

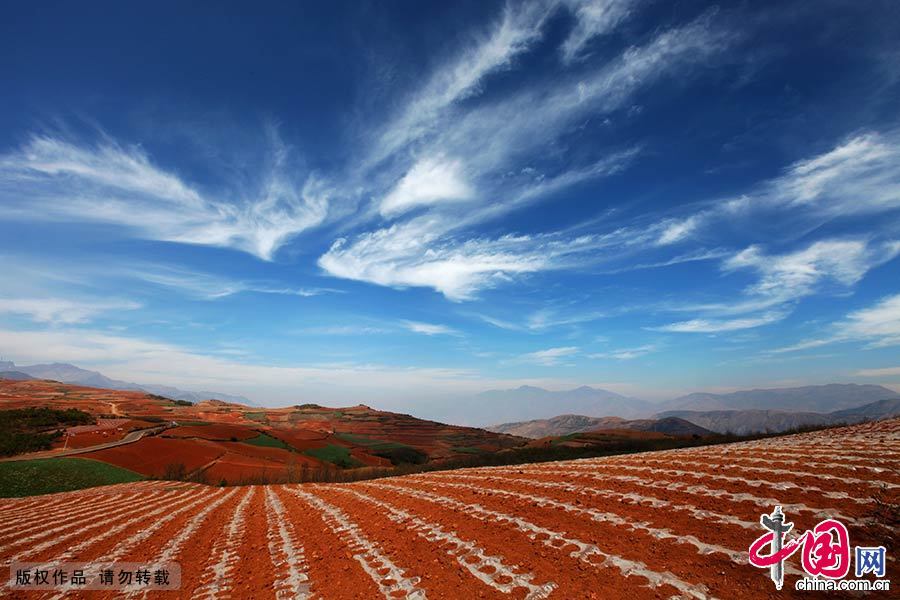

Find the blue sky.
xmin=1 ymin=0 xmax=899 ymax=417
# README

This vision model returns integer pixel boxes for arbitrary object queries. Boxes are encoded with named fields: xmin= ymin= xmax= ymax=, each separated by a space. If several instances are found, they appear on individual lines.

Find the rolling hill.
xmin=0 ymin=378 xmax=527 ymax=484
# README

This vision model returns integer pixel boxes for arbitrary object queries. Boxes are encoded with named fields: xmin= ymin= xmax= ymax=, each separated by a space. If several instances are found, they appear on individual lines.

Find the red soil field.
xmin=203 ymin=453 xmax=293 ymax=484
xmin=1 ymin=419 xmax=896 ymax=599
xmin=162 ymin=424 xmax=258 ymax=441
xmin=77 ymin=437 xmax=225 ymax=477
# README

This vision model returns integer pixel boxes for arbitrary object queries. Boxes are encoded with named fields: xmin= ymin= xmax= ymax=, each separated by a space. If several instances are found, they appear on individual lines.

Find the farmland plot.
xmin=1 ymin=419 xmax=896 ymax=599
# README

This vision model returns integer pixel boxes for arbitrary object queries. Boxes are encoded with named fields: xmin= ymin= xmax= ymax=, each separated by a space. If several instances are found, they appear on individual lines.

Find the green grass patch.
xmin=244 ymin=433 xmax=293 ymax=451
xmin=334 ymin=432 xmax=405 ymax=450
xmin=172 ymin=420 xmax=210 ymax=427
xmin=0 ymin=458 xmax=144 ymax=497
xmin=303 ymin=444 xmax=363 ymax=468
xmin=244 ymin=412 xmax=268 ymax=423
xmin=333 ymin=433 xmax=426 ymax=465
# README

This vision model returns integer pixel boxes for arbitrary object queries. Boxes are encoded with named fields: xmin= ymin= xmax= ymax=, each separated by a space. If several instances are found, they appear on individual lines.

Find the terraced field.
xmin=1 ymin=419 xmax=896 ymax=599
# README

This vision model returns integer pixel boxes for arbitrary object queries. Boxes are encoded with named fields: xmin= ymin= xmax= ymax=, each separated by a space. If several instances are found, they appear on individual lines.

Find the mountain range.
xmin=659 ymin=384 xmax=898 ymax=413
xmin=488 ymin=415 xmax=713 ymax=439
xmin=463 ymin=385 xmax=651 ymax=426
xmin=479 ymin=383 xmax=899 ymax=433
xmin=656 ymin=398 xmax=900 ymax=435
xmin=0 ymin=361 xmax=256 ymax=406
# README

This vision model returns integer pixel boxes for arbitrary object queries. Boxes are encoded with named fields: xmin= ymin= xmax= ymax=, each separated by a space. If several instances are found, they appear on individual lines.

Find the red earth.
xmin=0 ymin=419 xmax=896 ymax=599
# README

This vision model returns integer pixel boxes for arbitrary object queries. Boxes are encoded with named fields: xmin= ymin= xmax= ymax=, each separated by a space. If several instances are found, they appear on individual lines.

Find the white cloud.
xmin=370 ymin=0 xmax=558 ymax=165
xmin=560 ymin=0 xmax=636 ymax=63
xmin=838 ymin=293 xmax=900 ymax=348
xmin=654 ymin=131 xmax=900 ymax=244
xmin=424 ymin=13 xmax=727 ymax=181
xmin=855 ymin=366 xmax=900 ymax=377
xmin=121 ymin=264 xmax=340 ymax=300
xmin=526 ymin=308 xmax=608 ymax=331
xmin=775 ymin=132 xmax=900 ymax=211
xmin=655 ymin=313 xmax=786 ymax=333
xmin=771 ymin=293 xmax=900 ymax=354
xmin=296 ymin=325 xmax=391 ymax=336
xmin=380 ymin=156 xmax=473 ymax=216
xmin=589 ymin=343 xmax=658 ymax=360
xmin=658 ymin=238 xmax=900 ymax=333
xmin=319 ymin=216 xmax=644 ymax=300
xmin=656 ymin=215 xmax=700 ymax=245
xmin=723 ymin=239 xmax=890 ymax=301
xmin=402 ymin=321 xmax=461 ymax=336
xmin=0 ymin=297 xmax=140 ymax=324
xmin=520 ymin=346 xmax=580 ymax=365
xmin=0 ymin=133 xmax=329 ymax=260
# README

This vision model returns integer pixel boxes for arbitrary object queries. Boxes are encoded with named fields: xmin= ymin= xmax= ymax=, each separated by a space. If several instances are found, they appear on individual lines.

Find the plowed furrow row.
xmin=532 ymin=462 xmax=872 ymax=505
xmin=408 ymin=482 xmax=768 ymax=576
xmin=304 ymin=485 xmax=517 ymax=600
xmin=668 ymin=450 xmax=900 ymax=477
xmin=0 ymin=488 xmax=193 ymax=567
xmin=0 ymin=488 xmax=201 ymax=595
xmin=422 ymin=472 xmax=757 ymax=529
xmin=331 ymin=485 xmax=556 ymax=599
xmin=729 ymin=442 xmax=899 ymax=457
xmin=0 ymin=491 xmax=89 ymax=521
xmin=127 ymin=488 xmax=242 ymax=598
xmin=0 ymin=491 xmax=136 ymax=551
xmin=491 ymin=466 xmax=867 ymax=525
xmin=612 ymin=457 xmax=898 ymax=489
xmin=195 ymin=487 xmax=256 ymax=600
xmin=264 ymin=486 xmax=311 ymax=599
xmin=288 ymin=487 xmax=427 ymax=599
xmin=361 ymin=481 xmax=713 ymax=600
xmin=46 ymin=489 xmax=225 ymax=599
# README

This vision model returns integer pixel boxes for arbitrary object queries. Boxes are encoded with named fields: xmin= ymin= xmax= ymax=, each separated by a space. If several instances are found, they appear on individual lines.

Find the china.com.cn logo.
xmin=748 ymin=506 xmax=890 ymax=592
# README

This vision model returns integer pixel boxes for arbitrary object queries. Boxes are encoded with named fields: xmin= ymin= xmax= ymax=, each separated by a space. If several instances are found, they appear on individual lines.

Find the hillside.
xmin=656 ymin=397 xmax=900 ymax=434
xmin=0 ymin=379 xmax=526 ymax=484
xmin=489 ymin=414 xmax=712 ymax=439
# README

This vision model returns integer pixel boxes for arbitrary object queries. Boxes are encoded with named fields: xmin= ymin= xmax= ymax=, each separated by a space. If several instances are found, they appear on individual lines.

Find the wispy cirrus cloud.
xmin=0 ymin=297 xmax=140 ymax=324
xmin=774 ymin=293 xmax=900 ymax=353
xmin=560 ymin=0 xmax=636 ymax=63
xmin=651 ymin=131 xmax=900 ymax=247
xmin=656 ymin=238 xmax=900 ymax=333
xmin=589 ymin=342 xmax=658 ymax=360
xmin=402 ymin=321 xmax=462 ymax=336
xmin=379 ymin=155 xmax=474 ymax=217
xmin=655 ymin=313 xmax=787 ymax=334
xmin=320 ymin=220 xmax=653 ymax=300
xmin=0 ymin=131 xmax=330 ymax=260
xmin=322 ymin=8 xmax=730 ymax=300
xmin=116 ymin=263 xmax=342 ymax=300
xmin=855 ymin=365 xmax=900 ymax=377
xmin=519 ymin=346 xmax=580 ymax=366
